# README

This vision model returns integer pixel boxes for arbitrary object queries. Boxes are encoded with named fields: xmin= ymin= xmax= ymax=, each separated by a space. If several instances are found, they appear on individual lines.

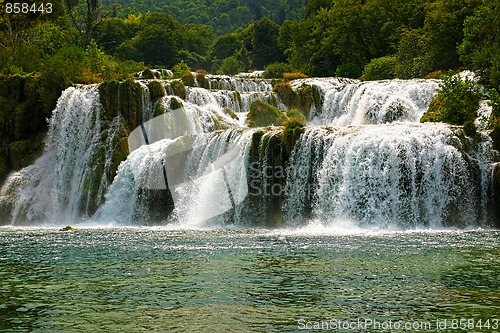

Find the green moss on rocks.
xmin=223 ymin=108 xmax=239 ymax=120
xmin=147 ymin=80 xmax=165 ymax=101
xmin=420 ymin=95 xmax=445 ymax=123
xmin=282 ymin=117 xmax=306 ymax=154
xmin=287 ymin=109 xmax=306 ymax=123
xmin=273 ymin=82 xmax=296 ymax=108
xmin=491 ymin=124 xmax=500 ymax=152
xmin=296 ymin=85 xmax=316 ymax=119
xmin=170 ymin=80 xmax=187 ymax=100
xmin=196 ymin=71 xmax=209 ymax=88
xmin=154 ymin=103 xmax=166 ymax=117
xmin=272 ymin=82 xmax=318 ymax=119
xmin=493 ymin=163 xmax=500 ymax=228
xmin=170 ymin=97 xmax=184 ymax=111
xmin=99 ymin=79 xmax=143 ymax=131
xmin=463 ymin=120 xmax=477 ymax=137
xmin=141 ymin=69 xmax=155 ymax=79
xmin=250 ymin=130 xmax=265 ymax=160
xmin=181 ymin=72 xmax=195 ymax=87
xmin=247 ymin=100 xmax=288 ymax=127
xmin=0 ymin=73 xmax=50 ymax=182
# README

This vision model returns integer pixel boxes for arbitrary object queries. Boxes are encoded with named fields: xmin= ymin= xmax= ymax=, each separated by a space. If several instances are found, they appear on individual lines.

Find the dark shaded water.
xmin=0 ymin=227 xmax=499 ymax=332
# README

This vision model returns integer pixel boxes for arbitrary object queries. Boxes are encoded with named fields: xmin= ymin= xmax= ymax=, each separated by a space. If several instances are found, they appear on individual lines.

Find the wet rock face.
xmin=0 ymin=74 xmax=50 ymax=184
xmin=494 ymin=163 xmax=500 ymax=228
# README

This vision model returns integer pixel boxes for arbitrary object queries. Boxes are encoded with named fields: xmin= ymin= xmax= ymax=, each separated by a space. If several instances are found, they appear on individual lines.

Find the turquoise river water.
xmin=0 ymin=226 xmax=498 ymax=332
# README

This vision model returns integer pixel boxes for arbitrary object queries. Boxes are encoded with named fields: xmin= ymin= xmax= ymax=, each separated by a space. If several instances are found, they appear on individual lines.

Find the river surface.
xmin=1 ymin=226 xmax=498 ymax=332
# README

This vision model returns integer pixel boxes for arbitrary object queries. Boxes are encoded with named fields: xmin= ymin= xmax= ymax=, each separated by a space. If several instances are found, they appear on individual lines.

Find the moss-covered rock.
xmin=170 ymin=80 xmax=187 ymax=100
xmin=287 ymin=109 xmax=306 ymax=123
xmin=8 ymin=138 xmax=42 ymax=171
xmin=98 ymin=79 xmax=143 ymax=131
xmin=141 ymin=69 xmax=155 ymax=79
xmin=195 ymin=70 xmax=209 ymax=88
xmin=463 ymin=120 xmax=477 ymax=137
xmin=273 ymin=82 xmax=296 ymax=108
xmin=181 ymin=72 xmax=195 ymax=87
xmin=247 ymin=100 xmax=288 ymax=127
xmin=282 ymin=117 xmax=306 ymax=154
xmin=170 ymin=97 xmax=184 ymax=111
xmin=491 ymin=124 xmax=500 ymax=152
xmin=154 ymin=103 xmax=166 ymax=117
xmin=0 ymin=74 xmax=49 ymax=173
xmin=420 ymin=95 xmax=445 ymax=123
xmin=147 ymin=80 xmax=165 ymax=101
xmin=59 ymin=225 xmax=77 ymax=231
xmin=223 ymin=108 xmax=239 ymax=120
xmin=493 ymin=163 xmax=500 ymax=228
xmin=272 ymin=82 xmax=319 ymax=119
xmin=250 ymin=130 xmax=265 ymax=160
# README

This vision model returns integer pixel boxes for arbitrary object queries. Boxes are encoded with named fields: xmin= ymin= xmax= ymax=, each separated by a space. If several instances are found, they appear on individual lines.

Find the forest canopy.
xmin=0 ymin=0 xmax=499 ymax=87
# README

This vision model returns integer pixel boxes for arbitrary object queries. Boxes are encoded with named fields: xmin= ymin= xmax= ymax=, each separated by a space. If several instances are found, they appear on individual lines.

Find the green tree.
xmin=218 ymin=56 xmax=244 ymax=75
xmin=211 ymin=34 xmax=243 ymax=61
xmin=459 ymin=0 xmax=500 ymax=87
xmin=395 ymin=28 xmax=432 ymax=78
xmin=361 ymin=56 xmax=397 ymax=80
xmin=250 ymin=17 xmax=285 ymax=69
xmin=133 ymin=25 xmax=177 ymax=66
xmin=422 ymin=0 xmax=480 ymax=72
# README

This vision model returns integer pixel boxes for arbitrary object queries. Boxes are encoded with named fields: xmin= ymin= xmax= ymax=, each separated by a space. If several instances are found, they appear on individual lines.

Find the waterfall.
xmin=0 ymin=75 xmax=497 ymax=229
xmin=285 ymin=124 xmax=494 ymax=228
xmin=1 ymin=85 xmax=106 ymax=224
xmin=186 ymin=84 xmax=284 ymax=114
xmin=314 ymin=79 xmax=439 ymax=125
xmin=95 ymin=129 xmax=255 ymax=226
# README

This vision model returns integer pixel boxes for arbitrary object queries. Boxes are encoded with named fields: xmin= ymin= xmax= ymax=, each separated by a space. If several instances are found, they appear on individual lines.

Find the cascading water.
xmin=95 ymin=129 xmax=256 ymax=226
xmin=0 ymin=75 xmax=498 ymax=229
xmin=1 ymin=85 xmax=105 ymax=224
xmin=285 ymin=124 xmax=494 ymax=228
xmin=315 ymin=79 xmax=439 ymax=125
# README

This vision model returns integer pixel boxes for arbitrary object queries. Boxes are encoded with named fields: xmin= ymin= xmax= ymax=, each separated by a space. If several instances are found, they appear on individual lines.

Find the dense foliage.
xmin=2 ymin=0 xmax=499 ymax=82
xmin=420 ymin=72 xmax=482 ymax=125
xmin=99 ymin=0 xmax=308 ymax=35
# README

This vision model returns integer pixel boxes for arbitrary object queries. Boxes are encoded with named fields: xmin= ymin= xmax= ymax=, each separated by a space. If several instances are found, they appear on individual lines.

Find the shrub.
xmin=219 ymin=56 xmax=244 ymax=75
xmin=490 ymin=88 xmax=500 ymax=119
xmin=360 ymin=56 xmax=397 ymax=81
xmin=263 ymin=62 xmax=294 ymax=79
xmin=335 ymin=63 xmax=361 ymax=78
xmin=420 ymin=72 xmax=481 ymax=125
xmin=283 ymin=72 xmax=308 ymax=80
xmin=247 ymin=100 xmax=288 ymax=127
xmin=173 ymin=60 xmax=191 ymax=78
